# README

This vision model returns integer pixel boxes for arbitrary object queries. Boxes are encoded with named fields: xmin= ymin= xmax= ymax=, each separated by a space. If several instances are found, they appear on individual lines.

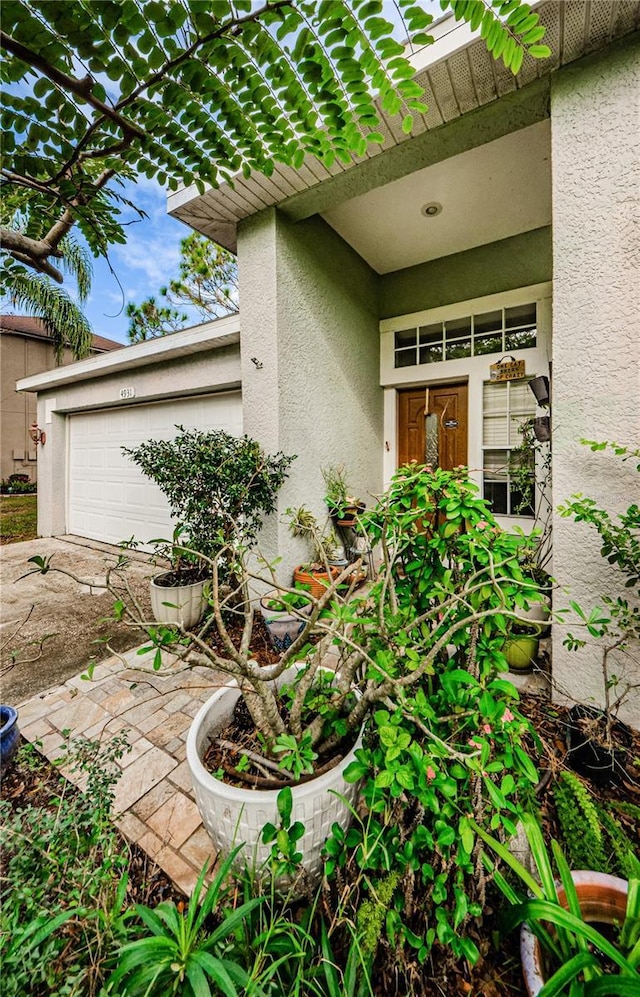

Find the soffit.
xmin=167 ymin=0 xmax=640 ymax=251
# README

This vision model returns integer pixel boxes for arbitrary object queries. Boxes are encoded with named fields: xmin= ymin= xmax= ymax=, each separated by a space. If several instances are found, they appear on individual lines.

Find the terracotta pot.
xmin=520 ymin=871 xmax=629 ymax=997
xmin=293 ymin=565 xmax=341 ymax=600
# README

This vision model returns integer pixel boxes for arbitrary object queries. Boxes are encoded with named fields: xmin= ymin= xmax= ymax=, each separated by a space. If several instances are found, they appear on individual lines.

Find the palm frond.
xmin=58 ymin=234 xmax=93 ymax=304
xmin=2 ymin=263 xmax=93 ymax=361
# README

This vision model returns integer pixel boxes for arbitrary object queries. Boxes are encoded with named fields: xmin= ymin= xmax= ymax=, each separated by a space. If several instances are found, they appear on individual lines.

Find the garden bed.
xmin=2 ymin=692 xmax=638 ymax=997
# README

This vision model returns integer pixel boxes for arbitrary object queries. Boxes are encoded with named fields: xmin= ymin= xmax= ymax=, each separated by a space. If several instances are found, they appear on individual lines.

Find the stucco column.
xmin=238 ymin=209 xmax=382 ymax=577
xmin=550 ymin=37 xmax=640 ymax=726
xmin=35 ymin=396 xmax=66 ymax=537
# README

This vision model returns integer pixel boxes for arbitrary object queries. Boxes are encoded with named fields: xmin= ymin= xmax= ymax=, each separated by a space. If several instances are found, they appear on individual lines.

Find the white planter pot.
xmin=520 ymin=594 xmax=550 ymax=626
xmin=258 ymin=591 xmax=312 ymax=652
xmin=150 ymin=573 xmax=207 ymax=629
xmin=187 ymin=675 xmax=363 ymax=882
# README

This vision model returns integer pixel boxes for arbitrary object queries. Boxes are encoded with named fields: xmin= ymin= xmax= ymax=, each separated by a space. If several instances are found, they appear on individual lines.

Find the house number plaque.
xmin=119 ymin=386 xmax=135 ymax=400
xmin=445 ymin=419 xmax=458 ymax=429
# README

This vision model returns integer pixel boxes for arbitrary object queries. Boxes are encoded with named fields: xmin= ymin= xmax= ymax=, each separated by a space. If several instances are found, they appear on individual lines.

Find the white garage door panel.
xmin=68 ymin=392 xmax=242 ymax=546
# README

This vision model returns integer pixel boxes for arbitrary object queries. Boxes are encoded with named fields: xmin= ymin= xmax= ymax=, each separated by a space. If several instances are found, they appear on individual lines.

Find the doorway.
xmin=397 ymin=383 xmax=468 ymax=470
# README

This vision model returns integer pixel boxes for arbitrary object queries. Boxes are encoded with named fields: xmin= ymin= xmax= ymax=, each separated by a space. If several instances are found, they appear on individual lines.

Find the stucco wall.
xmin=551 ymin=38 xmax=640 ymax=726
xmin=238 ymin=210 xmax=382 ymax=575
xmin=35 ymin=344 xmax=241 ymax=537
xmin=379 ymin=226 xmax=552 ymax=319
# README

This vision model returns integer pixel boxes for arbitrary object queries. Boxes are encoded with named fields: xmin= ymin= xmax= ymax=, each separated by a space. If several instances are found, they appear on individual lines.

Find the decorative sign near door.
xmin=445 ymin=419 xmax=458 ymax=429
xmin=489 ymin=355 xmax=526 ymax=382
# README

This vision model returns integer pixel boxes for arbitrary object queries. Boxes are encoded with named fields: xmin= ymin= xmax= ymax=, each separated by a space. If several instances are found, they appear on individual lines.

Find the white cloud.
xmin=113 ymin=232 xmax=181 ymax=286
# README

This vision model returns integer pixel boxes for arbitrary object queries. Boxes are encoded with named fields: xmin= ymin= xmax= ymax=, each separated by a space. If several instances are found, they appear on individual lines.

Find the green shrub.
xmin=553 ymin=770 xmax=637 ymax=879
xmin=0 ymin=736 xmax=130 ymax=996
xmin=123 ymin=428 xmax=294 ymax=562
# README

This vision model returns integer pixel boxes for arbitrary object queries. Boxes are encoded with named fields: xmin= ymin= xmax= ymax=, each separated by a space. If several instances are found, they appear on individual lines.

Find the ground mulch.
xmin=2 ymin=662 xmax=638 ymax=996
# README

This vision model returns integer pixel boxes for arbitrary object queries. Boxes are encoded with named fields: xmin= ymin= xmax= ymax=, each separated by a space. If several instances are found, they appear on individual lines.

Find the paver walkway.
xmin=17 ymin=645 xmax=222 ymax=896
xmin=17 ymin=640 xmax=550 ymax=898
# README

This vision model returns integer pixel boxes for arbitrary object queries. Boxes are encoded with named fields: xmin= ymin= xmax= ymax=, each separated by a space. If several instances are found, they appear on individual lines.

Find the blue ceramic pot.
xmin=0 ymin=705 xmax=20 ymax=767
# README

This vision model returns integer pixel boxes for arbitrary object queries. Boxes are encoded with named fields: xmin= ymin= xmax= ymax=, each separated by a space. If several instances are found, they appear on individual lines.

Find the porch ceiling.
xmin=322 ymin=119 xmax=551 ymax=273
xmin=167 ymin=0 xmax=640 ymax=253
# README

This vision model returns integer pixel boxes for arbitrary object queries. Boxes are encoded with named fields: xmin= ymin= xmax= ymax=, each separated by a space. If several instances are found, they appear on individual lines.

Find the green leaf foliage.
xmin=1 ymin=0 xmax=549 ymax=285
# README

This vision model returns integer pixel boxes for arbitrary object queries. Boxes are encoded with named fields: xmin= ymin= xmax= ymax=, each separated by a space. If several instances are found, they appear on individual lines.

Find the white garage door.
xmin=68 ymin=392 xmax=242 ymax=546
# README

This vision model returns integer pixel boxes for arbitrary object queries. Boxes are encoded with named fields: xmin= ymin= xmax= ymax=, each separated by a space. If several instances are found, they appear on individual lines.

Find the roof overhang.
xmin=16 ymin=314 xmax=240 ymax=393
xmin=168 ymin=0 xmax=639 ymax=252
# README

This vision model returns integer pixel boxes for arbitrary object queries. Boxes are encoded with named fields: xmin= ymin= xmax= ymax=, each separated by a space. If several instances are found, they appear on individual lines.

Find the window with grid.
xmin=394 ymin=302 xmax=537 ymax=369
xmin=483 ymin=380 xmax=536 ymax=517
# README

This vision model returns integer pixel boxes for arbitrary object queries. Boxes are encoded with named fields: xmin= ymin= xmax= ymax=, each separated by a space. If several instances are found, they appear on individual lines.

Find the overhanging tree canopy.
xmin=1 ymin=0 xmax=549 ymax=285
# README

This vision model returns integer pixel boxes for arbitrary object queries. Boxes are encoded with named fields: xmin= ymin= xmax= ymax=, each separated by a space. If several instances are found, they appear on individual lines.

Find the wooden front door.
xmin=397 ymin=383 xmax=468 ymax=470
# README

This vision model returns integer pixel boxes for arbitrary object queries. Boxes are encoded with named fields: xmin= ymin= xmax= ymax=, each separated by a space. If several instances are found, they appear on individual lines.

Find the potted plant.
xmin=474 ymin=812 xmax=640 ymax=996
xmin=124 ymin=428 xmax=294 ymax=628
xmin=148 ymin=525 xmax=210 ymax=629
xmin=288 ymin=506 xmax=344 ymax=599
xmin=0 ymin=704 xmax=19 ymax=767
xmin=258 ymin=588 xmax=313 ymax=652
xmin=503 ymin=621 xmax=542 ymax=673
xmin=27 ymin=464 xmax=542 ymax=902
xmin=559 ymin=440 xmax=640 ymax=787
xmin=322 ymin=465 xmax=365 ymax=527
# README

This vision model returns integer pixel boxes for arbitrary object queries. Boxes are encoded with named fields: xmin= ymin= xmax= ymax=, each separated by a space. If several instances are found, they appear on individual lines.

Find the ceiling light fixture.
xmin=421 ymin=201 xmax=442 ymax=217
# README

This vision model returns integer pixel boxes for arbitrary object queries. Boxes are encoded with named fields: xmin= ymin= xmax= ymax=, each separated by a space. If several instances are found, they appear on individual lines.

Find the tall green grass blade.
xmin=502 ymin=901 xmax=638 ymax=975
xmin=551 ymin=840 xmax=592 ymax=979
xmin=538 ymin=951 xmax=599 ymax=996
xmin=584 ymin=978 xmax=640 ymax=996
xmin=620 ymin=877 xmax=640 ymax=952
xmin=471 ymin=819 xmax=543 ymax=898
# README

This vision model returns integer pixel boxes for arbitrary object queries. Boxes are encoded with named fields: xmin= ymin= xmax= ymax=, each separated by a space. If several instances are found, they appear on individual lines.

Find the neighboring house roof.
xmin=168 ymin=0 xmax=640 ymax=251
xmin=0 ymin=314 xmax=122 ymax=353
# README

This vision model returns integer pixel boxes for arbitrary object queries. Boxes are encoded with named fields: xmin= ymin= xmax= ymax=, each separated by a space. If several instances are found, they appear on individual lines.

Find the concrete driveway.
xmin=1 ymin=535 xmax=155 ymax=706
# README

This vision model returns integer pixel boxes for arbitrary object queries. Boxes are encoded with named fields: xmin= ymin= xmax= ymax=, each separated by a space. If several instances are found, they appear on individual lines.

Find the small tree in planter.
xmin=25 ymin=465 xmax=542 ymax=912
xmin=558 ymin=440 xmax=640 ymax=784
xmin=123 ymin=428 xmax=295 ymax=623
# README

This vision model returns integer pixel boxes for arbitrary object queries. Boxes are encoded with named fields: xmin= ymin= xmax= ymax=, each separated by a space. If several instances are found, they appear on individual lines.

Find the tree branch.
xmin=0 ymin=30 xmax=145 ymax=142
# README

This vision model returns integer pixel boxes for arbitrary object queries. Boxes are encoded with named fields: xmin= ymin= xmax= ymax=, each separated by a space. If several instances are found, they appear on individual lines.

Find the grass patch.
xmin=0 ymin=494 xmax=37 ymax=544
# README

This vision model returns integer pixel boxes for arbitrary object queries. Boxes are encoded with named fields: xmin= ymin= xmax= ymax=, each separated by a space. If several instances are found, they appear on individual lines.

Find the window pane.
xmin=505 ymin=303 xmax=536 ymax=329
xmin=419 ymin=323 xmax=442 ymax=345
xmin=395 ymin=328 xmax=417 ymax=349
xmin=474 ymin=310 xmax=502 ymax=335
xmin=510 ymin=484 xmax=535 ymax=517
xmin=474 ymin=332 xmax=503 ymax=356
xmin=484 ymin=480 xmax=508 ymax=515
xmin=395 ymin=348 xmax=417 ymax=368
xmin=419 ymin=344 xmax=443 ymax=364
xmin=446 ymin=338 xmax=471 ymax=360
xmin=505 ymin=328 xmax=536 ymax=351
xmin=445 ymin=316 xmax=471 ymax=339
xmin=484 ymin=449 xmax=509 ymax=477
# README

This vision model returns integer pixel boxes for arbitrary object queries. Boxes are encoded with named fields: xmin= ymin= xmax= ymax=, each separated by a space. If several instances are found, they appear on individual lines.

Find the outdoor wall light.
xmin=29 ymin=422 xmax=46 ymax=446
xmin=421 ymin=201 xmax=442 ymax=217
xmin=528 ymin=375 xmax=550 ymax=406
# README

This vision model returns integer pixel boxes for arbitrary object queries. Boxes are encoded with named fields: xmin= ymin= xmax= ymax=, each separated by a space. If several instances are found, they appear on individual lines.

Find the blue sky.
xmin=83 ymin=176 xmax=193 ymax=346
